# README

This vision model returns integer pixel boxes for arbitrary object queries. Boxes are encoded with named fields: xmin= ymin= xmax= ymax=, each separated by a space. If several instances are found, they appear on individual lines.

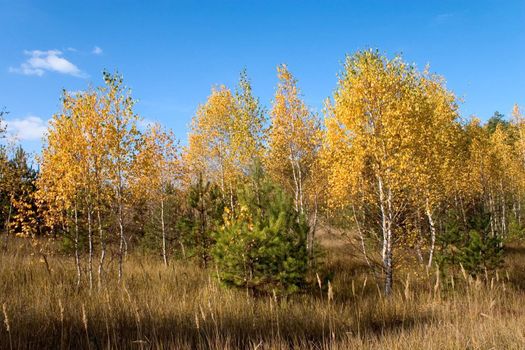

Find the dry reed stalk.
xmin=2 ymin=303 xmax=11 ymax=350
xmin=81 ymin=303 xmax=90 ymax=350
xmin=404 ymin=273 xmax=411 ymax=300
xmin=58 ymin=299 xmax=64 ymax=349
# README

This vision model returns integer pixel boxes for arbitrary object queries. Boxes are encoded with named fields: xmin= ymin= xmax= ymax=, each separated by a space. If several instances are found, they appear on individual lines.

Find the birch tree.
xmin=132 ymin=123 xmax=181 ymax=266
xmin=186 ymin=71 xmax=266 ymax=207
xmin=100 ymin=71 xmax=140 ymax=282
xmin=186 ymin=86 xmax=238 ymax=198
xmin=323 ymin=50 xmax=460 ymax=295
xmin=266 ymin=64 xmax=322 ymax=257
xmin=233 ymin=69 xmax=267 ymax=174
xmin=411 ymin=74 xmax=462 ymax=267
xmin=38 ymin=92 xmax=87 ymax=286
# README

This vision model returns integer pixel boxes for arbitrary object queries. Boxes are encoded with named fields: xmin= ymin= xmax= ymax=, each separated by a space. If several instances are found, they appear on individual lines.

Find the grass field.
xmin=1 ymin=231 xmax=525 ymax=349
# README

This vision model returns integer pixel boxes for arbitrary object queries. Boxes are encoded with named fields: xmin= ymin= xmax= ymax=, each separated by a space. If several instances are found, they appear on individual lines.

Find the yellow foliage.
xmin=266 ymin=64 xmax=323 ymax=214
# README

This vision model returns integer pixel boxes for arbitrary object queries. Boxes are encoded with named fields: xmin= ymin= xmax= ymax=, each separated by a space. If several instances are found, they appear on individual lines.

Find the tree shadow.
xmin=3 ymin=309 xmax=435 ymax=349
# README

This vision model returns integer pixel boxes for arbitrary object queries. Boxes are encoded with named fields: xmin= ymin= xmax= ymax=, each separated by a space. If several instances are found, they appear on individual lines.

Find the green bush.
xmin=459 ymin=230 xmax=503 ymax=276
xmin=437 ymin=207 xmax=503 ymax=277
xmin=178 ymin=175 xmax=225 ymax=267
xmin=506 ymin=217 xmax=525 ymax=242
xmin=212 ymin=177 xmax=308 ymax=295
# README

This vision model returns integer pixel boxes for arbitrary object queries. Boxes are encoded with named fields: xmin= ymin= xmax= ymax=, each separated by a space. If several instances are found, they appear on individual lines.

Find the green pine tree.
xmin=178 ymin=174 xmax=225 ymax=267
xmin=213 ymin=170 xmax=308 ymax=295
xmin=437 ymin=206 xmax=503 ymax=277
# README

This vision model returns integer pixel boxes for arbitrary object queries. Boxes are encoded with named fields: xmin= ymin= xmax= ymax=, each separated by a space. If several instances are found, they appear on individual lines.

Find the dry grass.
xmin=1 ymin=234 xmax=525 ymax=349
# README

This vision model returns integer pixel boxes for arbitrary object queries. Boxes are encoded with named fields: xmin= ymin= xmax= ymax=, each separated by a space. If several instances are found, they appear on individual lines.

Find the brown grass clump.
xmin=1 ymin=235 xmax=525 ymax=349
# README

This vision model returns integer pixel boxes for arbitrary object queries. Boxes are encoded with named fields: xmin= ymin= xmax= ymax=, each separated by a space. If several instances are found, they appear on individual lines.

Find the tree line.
xmin=0 ymin=50 xmax=523 ymax=295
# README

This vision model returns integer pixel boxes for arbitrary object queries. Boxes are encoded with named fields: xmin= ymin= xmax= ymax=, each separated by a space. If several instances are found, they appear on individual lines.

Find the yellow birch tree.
xmin=323 ymin=50 xmax=461 ymax=294
xmin=266 ymin=64 xmax=323 ymax=257
xmin=132 ymin=123 xmax=181 ymax=266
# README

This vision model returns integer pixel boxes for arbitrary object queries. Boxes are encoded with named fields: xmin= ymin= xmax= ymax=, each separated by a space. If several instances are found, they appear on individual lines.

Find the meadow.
xmin=1 ymin=231 xmax=524 ymax=350
xmin=2 ymin=0 xmax=523 ymax=348
xmin=2 ymin=50 xmax=525 ymax=349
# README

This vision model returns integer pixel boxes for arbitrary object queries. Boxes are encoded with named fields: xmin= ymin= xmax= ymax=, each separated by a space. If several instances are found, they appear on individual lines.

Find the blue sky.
xmin=1 ymin=0 xmax=524 ymax=155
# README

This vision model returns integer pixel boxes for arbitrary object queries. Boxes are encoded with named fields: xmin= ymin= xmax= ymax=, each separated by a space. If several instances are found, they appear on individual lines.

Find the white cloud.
xmin=5 ymin=116 xmax=48 ymax=141
xmin=9 ymin=50 xmax=87 ymax=78
xmin=92 ymin=46 xmax=103 ymax=55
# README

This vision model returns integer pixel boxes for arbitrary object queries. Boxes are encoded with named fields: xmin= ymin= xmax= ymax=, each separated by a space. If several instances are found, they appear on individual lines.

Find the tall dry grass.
xmin=1 ymin=236 xmax=525 ymax=349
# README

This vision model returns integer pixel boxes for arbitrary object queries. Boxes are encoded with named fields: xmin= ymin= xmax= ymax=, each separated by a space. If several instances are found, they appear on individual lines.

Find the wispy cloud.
xmin=9 ymin=50 xmax=87 ymax=78
xmin=4 ymin=115 xmax=48 ymax=141
xmin=92 ymin=46 xmax=103 ymax=55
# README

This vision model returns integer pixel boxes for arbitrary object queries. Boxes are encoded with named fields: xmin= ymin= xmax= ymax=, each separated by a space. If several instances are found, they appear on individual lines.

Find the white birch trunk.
xmin=352 ymin=204 xmax=371 ymax=267
xmin=161 ymin=198 xmax=168 ymax=266
xmin=87 ymin=205 xmax=93 ymax=290
xmin=385 ymin=187 xmax=394 ymax=296
xmin=97 ymin=208 xmax=105 ymax=290
xmin=378 ymin=177 xmax=388 ymax=262
xmin=426 ymin=199 xmax=437 ymax=268
xmin=3 ymin=203 xmax=12 ymax=251
xmin=378 ymin=177 xmax=393 ymax=295
xmin=74 ymin=205 xmax=81 ymax=288
xmin=118 ymin=197 xmax=124 ymax=282
xmin=500 ymin=182 xmax=506 ymax=236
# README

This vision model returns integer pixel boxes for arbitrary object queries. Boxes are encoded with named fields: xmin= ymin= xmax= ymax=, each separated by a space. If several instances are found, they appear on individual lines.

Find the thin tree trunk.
xmin=115 ymin=143 xmax=126 ymax=280
xmin=518 ymin=193 xmax=521 ymax=228
xmin=97 ymin=208 xmax=105 ymax=290
xmin=488 ymin=191 xmax=496 ymax=237
xmin=426 ymin=199 xmax=437 ymax=268
xmin=3 ymin=203 xmax=12 ymax=251
xmin=459 ymin=194 xmax=468 ymax=227
xmin=307 ymin=194 xmax=318 ymax=262
xmin=378 ymin=177 xmax=393 ymax=295
xmin=87 ymin=205 xmax=93 ymax=290
xmin=179 ymin=240 xmax=186 ymax=259
xmin=290 ymin=154 xmax=299 ymax=212
xmin=502 ymin=198 xmax=506 ymax=236
xmin=415 ymin=208 xmax=424 ymax=264
xmin=352 ymin=204 xmax=371 ymax=268
xmin=118 ymin=197 xmax=124 ymax=282
xmin=218 ymin=158 xmax=227 ymax=204
xmin=378 ymin=177 xmax=388 ymax=262
xmin=500 ymin=182 xmax=506 ymax=236
xmin=201 ymin=198 xmax=208 ymax=268
xmin=229 ymin=184 xmax=235 ymax=213
xmin=161 ymin=198 xmax=168 ymax=266
xmin=288 ymin=117 xmax=300 ymax=213
xmin=74 ymin=205 xmax=81 ymax=288
xmin=416 ymin=246 xmax=424 ymax=264
xmin=385 ymin=231 xmax=393 ymax=296
xmin=385 ymin=187 xmax=394 ymax=296
xmin=198 ymin=180 xmax=208 ymax=268
xmin=297 ymin=161 xmax=305 ymax=215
